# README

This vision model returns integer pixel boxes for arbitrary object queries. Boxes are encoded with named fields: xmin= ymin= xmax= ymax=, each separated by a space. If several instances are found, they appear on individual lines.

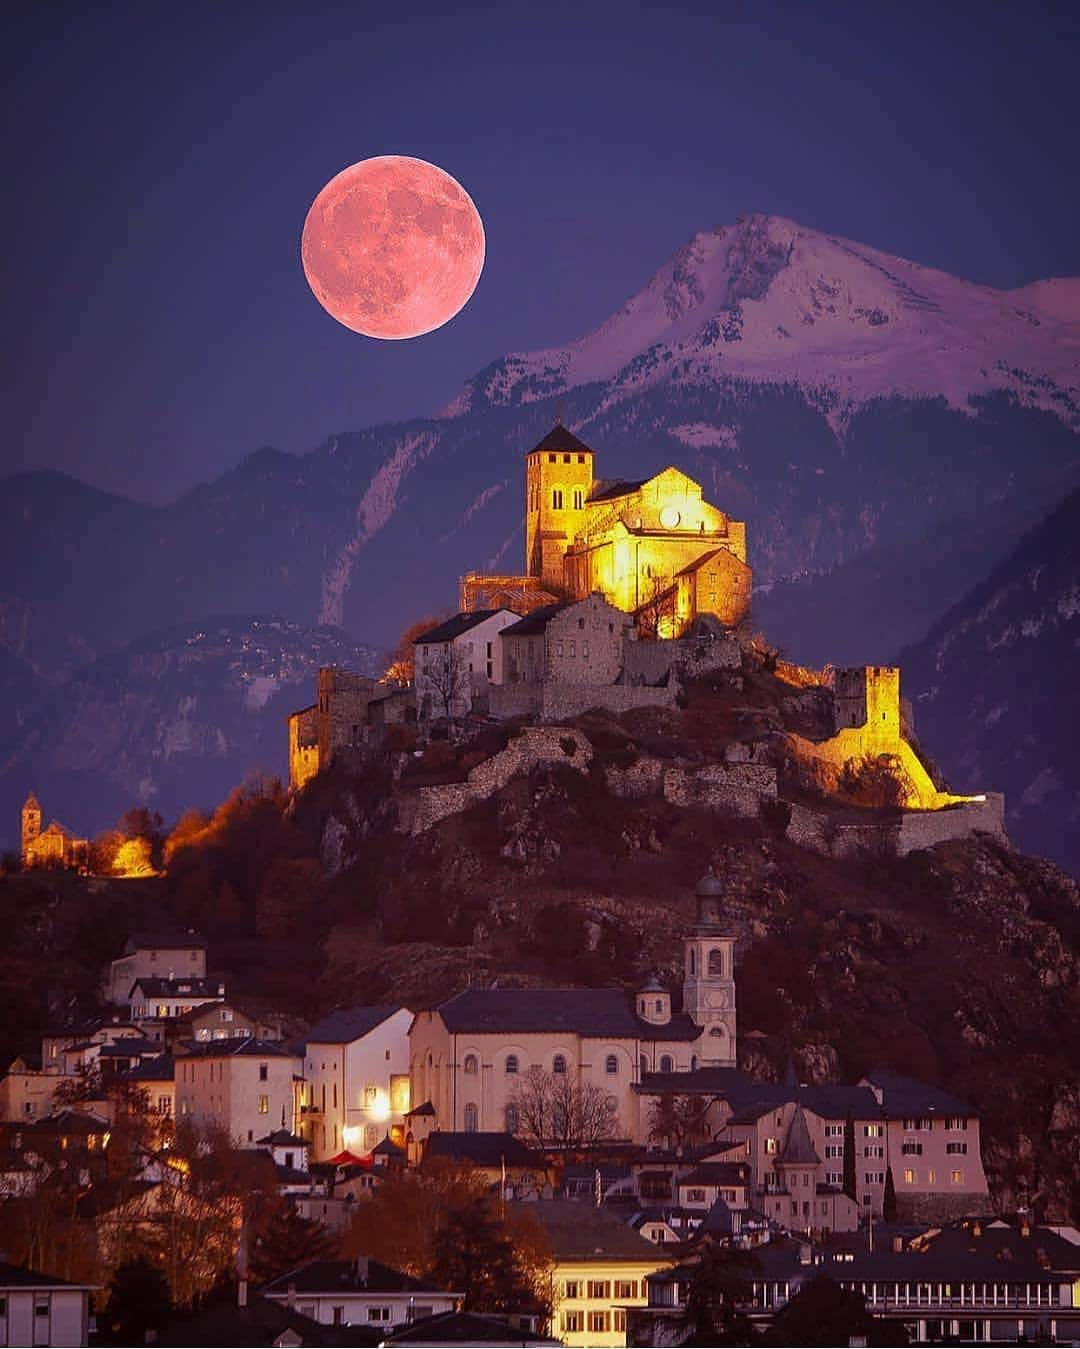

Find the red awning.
xmin=325 ymin=1149 xmax=372 ymax=1168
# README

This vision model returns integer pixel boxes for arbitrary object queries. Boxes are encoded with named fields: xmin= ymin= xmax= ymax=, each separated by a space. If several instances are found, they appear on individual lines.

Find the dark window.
xmin=259 ymin=1063 xmax=268 ymax=1081
xmin=505 ymin=1054 xmax=519 ymax=1074
xmin=605 ymin=1054 xmax=618 ymax=1074
xmin=553 ymin=1054 xmax=567 ymax=1074
xmin=660 ymin=1054 xmax=674 ymax=1073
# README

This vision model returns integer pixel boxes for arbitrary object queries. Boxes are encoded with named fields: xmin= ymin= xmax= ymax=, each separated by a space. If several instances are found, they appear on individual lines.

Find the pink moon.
xmin=301 ymin=155 xmax=485 ymax=340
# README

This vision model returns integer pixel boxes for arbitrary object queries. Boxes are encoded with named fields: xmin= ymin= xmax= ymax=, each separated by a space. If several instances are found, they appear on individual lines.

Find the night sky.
xmin=4 ymin=0 xmax=1078 ymax=503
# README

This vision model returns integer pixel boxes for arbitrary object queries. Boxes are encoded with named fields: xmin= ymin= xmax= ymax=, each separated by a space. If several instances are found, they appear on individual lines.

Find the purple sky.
xmin=4 ymin=0 xmax=1078 ymax=502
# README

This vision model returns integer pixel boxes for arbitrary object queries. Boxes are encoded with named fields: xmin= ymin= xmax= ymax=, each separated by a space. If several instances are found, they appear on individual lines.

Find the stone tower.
xmin=524 ymin=424 xmax=595 ymax=593
xmin=21 ymin=792 xmax=42 ymax=862
xmin=683 ymin=869 xmax=737 ymax=1066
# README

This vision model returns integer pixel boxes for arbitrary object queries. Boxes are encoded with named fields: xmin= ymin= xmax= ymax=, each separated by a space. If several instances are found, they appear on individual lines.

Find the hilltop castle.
xmin=461 ymin=423 xmax=752 ymax=635
xmin=20 ymin=793 xmax=88 ymax=871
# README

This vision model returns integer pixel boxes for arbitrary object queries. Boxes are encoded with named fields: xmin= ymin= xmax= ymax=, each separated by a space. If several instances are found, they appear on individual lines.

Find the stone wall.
xmin=544 ymin=594 xmax=630 ymax=685
xmin=398 ymin=727 xmax=593 ymax=834
xmin=662 ymin=762 xmax=778 ymax=816
xmin=785 ymin=794 xmax=1007 ymax=858
xmin=288 ymin=705 xmax=320 ymax=791
xmin=540 ymin=681 xmax=677 ymax=721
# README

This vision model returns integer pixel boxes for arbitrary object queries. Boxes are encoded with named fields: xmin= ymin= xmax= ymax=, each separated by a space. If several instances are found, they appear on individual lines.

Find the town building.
xmin=516 ymin=1199 xmax=672 ymax=1348
xmin=461 ymin=423 xmax=751 ymax=636
xmin=128 ymin=975 xmax=225 ymax=1025
xmin=0 ymin=1262 xmax=97 ymax=1347
xmin=259 ymin=1258 xmax=459 ymax=1331
xmin=298 ymin=1005 xmax=413 ymax=1161
xmin=103 ymin=930 xmax=207 ymax=1006
xmin=411 ymin=608 xmax=519 ymax=721
xmin=407 ymin=873 xmax=737 ymax=1146
xmin=20 ymin=793 xmax=88 ymax=872
xmin=174 ymin=1038 xmax=298 ymax=1145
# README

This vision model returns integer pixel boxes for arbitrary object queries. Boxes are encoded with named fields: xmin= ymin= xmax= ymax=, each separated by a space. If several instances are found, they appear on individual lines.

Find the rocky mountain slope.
xmin=0 ymin=617 xmax=377 ymax=844
xmin=899 ymin=489 xmax=1080 ymax=878
xmin=1 ymin=214 xmax=1077 ymax=837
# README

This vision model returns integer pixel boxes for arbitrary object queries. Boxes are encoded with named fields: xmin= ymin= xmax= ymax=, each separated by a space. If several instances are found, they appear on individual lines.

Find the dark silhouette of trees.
xmin=507 ymin=1065 xmax=619 ymax=1148
xmin=99 ymin=1258 xmax=172 ymax=1346
xmin=428 ymin=1198 xmax=551 ymax=1315
xmin=883 ymin=1166 xmax=898 ymax=1222
xmin=250 ymin=1202 xmax=339 ymax=1282
xmin=681 ymin=1244 xmax=760 ymax=1346
xmin=763 ymin=1275 xmax=909 ymax=1346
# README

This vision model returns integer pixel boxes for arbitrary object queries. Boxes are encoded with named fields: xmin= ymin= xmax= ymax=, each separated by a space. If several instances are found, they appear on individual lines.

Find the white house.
xmin=299 ymin=1006 xmax=412 ymax=1161
xmin=259 ymin=1258 xmax=458 ymax=1331
xmin=174 ymin=1039 xmax=298 ymax=1145
xmin=0 ymin=1263 xmax=96 ymax=1347
xmin=129 ymin=976 xmax=225 ymax=1025
xmin=103 ymin=930 xmax=207 ymax=1005
xmin=412 ymin=610 xmax=518 ymax=720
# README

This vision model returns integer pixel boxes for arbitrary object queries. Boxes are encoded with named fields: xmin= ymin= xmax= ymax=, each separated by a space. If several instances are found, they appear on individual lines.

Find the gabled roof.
xmin=0 ymin=1261 xmax=97 ymax=1291
xmin=156 ymin=1290 xmax=351 ymax=1347
xmin=412 ymin=611 xmax=511 ymax=645
xmin=406 ymin=1100 xmax=436 ymax=1117
xmin=500 ymin=602 xmax=571 ymax=638
xmin=777 ymin=1105 xmax=821 ymax=1166
xmin=129 ymin=977 xmax=223 ymax=999
xmin=528 ymin=423 xmax=594 ymax=456
xmin=513 ymin=1199 xmax=672 ymax=1262
xmin=257 ymin=1130 xmax=309 ymax=1148
xmin=677 ymin=1162 xmax=749 ymax=1188
xmin=372 ymin=1134 xmax=406 ymax=1157
xmin=261 ymin=1257 xmax=455 ymax=1297
xmin=424 ymin=1131 xmax=544 ymax=1169
xmin=304 ymin=1005 xmax=402 ymax=1046
xmin=178 ymin=1038 xmax=294 ymax=1060
xmin=382 ymin=1310 xmax=558 ymax=1344
xmin=675 ymin=548 xmax=748 ymax=578
xmin=436 ymin=987 xmax=701 ymax=1041
xmin=121 ymin=1054 xmax=174 ymax=1082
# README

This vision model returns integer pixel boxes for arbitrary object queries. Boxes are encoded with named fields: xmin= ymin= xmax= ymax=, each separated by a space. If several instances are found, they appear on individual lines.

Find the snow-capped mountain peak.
xmin=446 ymin=214 xmax=1080 ymax=428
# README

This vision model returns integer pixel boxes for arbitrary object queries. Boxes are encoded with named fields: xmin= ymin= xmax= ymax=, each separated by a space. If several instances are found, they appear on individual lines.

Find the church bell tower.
xmin=683 ymin=869 xmax=737 ymax=1066
xmin=21 ymin=792 xmax=42 ymax=864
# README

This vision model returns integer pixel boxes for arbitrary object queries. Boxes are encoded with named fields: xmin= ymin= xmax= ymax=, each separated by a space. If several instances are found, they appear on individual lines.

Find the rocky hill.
xmin=2 ymin=214 xmax=1077 ymax=841
xmin=899 ymin=488 xmax=1080 ymax=878
xmin=5 ymin=651 xmax=1075 ymax=1220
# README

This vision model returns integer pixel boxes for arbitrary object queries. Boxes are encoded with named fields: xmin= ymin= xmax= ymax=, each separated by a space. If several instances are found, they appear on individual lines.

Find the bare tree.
xmin=424 ymin=641 xmax=472 ymax=722
xmin=647 ymin=1093 xmax=712 ymax=1149
xmin=636 ymin=572 xmax=675 ymax=641
xmin=508 ymin=1066 xmax=619 ymax=1148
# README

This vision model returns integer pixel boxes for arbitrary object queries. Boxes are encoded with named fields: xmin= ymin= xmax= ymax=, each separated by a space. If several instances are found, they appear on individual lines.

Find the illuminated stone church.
xmin=461 ymin=424 xmax=751 ymax=634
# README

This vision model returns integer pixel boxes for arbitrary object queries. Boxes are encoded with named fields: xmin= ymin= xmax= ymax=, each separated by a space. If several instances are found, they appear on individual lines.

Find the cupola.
xmin=636 ymin=975 xmax=671 ymax=1026
xmin=695 ymin=868 xmax=725 ymax=929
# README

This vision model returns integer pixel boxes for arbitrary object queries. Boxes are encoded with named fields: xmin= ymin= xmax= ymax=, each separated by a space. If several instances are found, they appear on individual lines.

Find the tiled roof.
xmin=121 ymin=1054 xmax=174 ymax=1082
xmin=373 ymin=1134 xmax=406 ymax=1157
xmin=674 ymin=548 xmax=742 ymax=577
xmin=862 ymin=1068 xmax=976 ymax=1116
xmin=178 ymin=1038 xmax=294 ymax=1059
xmin=513 ymin=1199 xmax=672 ymax=1262
xmin=436 ymin=988 xmax=701 ymax=1041
xmin=257 ymin=1130 xmax=309 ymax=1148
xmin=412 ymin=611 xmax=509 ymax=645
xmin=383 ymin=1310 xmax=557 ymax=1344
xmin=261 ymin=1258 xmax=454 ymax=1297
xmin=500 ymin=602 xmax=570 ymax=638
xmin=528 ymin=424 xmax=594 ymax=456
xmin=129 ymin=977 xmax=223 ymax=999
xmin=305 ymin=1005 xmax=402 ymax=1046
xmin=639 ymin=1070 xmax=884 ymax=1122
xmin=406 ymin=1100 xmax=436 ymax=1117
xmin=587 ymin=477 xmax=647 ymax=503
xmin=678 ymin=1162 xmax=749 ymax=1187
xmin=424 ymin=1131 xmax=545 ymax=1169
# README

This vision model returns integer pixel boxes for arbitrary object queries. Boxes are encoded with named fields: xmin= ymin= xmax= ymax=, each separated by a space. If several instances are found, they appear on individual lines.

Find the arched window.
xmin=689 ymin=947 xmax=696 ymax=975
xmin=640 ymin=1055 xmax=648 ymax=1079
xmin=573 ymin=487 xmax=585 ymax=509
xmin=660 ymin=1054 xmax=674 ymax=1074
xmin=552 ymin=1054 xmax=567 ymax=1075
xmin=655 ymin=999 xmax=664 ymax=1013
xmin=463 ymin=1053 xmax=478 ymax=1075
xmin=463 ymin=1102 xmax=478 ymax=1132
xmin=553 ymin=1103 xmax=567 ymax=1137
xmin=605 ymin=1055 xmax=618 ymax=1075
xmin=708 ymin=947 xmax=725 ymax=977
xmin=691 ymin=1055 xmax=698 ymax=1071
xmin=505 ymin=1054 xmax=519 ymax=1075
xmin=505 ymin=1103 xmax=519 ymax=1134
xmin=552 ymin=488 xmax=564 ymax=510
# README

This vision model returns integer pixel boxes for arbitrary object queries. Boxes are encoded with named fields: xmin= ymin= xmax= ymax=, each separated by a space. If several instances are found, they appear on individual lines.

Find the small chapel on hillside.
xmin=461 ymin=423 xmax=752 ymax=635
xmin=20 ymin=793 xmax=88 ymax=871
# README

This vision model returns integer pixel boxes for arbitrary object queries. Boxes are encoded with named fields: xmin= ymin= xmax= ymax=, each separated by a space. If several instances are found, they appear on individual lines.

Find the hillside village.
xmin=3 ymin=426 xmax=1078 ymax=1347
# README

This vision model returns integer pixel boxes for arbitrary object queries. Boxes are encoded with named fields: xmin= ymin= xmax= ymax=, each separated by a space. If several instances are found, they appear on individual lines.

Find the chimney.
xmin=892 ymin=1235 xmax=903 ymax=1253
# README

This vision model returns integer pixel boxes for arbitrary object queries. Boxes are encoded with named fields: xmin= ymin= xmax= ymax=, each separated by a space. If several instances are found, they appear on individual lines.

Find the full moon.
xmin=301 ymin=155 xmax=485 ymax=340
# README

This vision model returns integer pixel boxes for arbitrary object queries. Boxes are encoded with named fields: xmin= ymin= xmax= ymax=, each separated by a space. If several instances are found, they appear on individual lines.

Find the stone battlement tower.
xmin=524 ymin=424 xmax=595 ymax=592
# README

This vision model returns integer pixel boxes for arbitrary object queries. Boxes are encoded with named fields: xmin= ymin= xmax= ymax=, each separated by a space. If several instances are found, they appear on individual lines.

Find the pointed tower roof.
xmin=22 ymin=792 xmax=41 ymax=809
xmin=528 ymin=423 xmax=594 ymax=456
xmin=776 ymin=1105 xmax=821 ymax=1166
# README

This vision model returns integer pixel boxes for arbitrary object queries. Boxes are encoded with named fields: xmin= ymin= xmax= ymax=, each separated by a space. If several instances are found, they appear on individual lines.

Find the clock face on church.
xmin=705 ymin=989 xmax=730 ymax=1009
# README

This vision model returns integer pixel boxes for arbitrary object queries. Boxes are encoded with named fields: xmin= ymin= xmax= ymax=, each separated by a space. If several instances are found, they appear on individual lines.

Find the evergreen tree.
xmin=883 ymin=1166 xmax=898 ymax=1223
xmin=682 ymin=1244 xmax=760 ymax=1346
xmin=843 ymin=1113 xmax=857 ymax=1202
xmin=250 ymin=1202 xmax=339 ymax=1282
xmin=100 ymin=1258 xmax=172 ymax=1346
xmin=427 ymin=1197 xmax=547 ymax=1314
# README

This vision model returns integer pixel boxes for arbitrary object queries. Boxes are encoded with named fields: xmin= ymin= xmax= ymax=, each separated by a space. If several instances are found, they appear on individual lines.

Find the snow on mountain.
xmin=448 ymin=215 xmax=1080 ymax=430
